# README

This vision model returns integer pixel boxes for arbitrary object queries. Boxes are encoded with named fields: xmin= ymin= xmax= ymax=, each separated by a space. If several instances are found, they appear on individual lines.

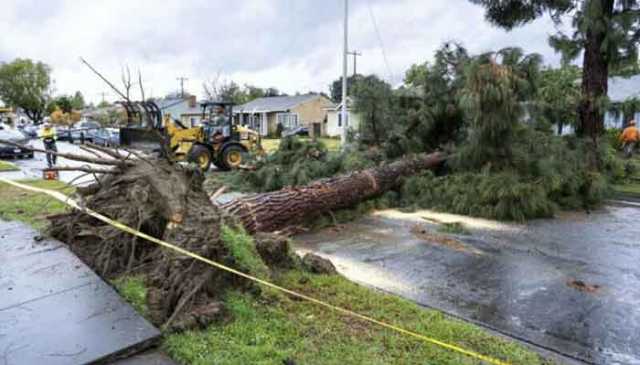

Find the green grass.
xmin=112 ymin=275 xmax=149 ymax=316
xmin=0 ymin=179 xmax=73 ymax=230
xmin=220 ymin=224 xmax=270 ymax=279
xmin=262 ymin=137 xmax=341 ymax=153
xmin=613 ymin=181 xmax=640 ymax=196
xmin=163 ymin=271 xmax=550 ymax=365
xmin=0 ymin=160 xmax=19 ymax=171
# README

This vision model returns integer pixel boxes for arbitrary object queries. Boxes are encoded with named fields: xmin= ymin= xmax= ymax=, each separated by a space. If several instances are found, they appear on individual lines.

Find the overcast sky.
xmin=1 ymin=0 xmax=567 ymax=104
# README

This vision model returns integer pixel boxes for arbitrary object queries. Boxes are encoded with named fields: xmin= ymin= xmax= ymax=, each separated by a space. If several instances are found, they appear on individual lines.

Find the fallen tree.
xmin=222 ymin=152 xmax=445 ymax=233
xmin=1 ymin=139 xmax=444 ymax=330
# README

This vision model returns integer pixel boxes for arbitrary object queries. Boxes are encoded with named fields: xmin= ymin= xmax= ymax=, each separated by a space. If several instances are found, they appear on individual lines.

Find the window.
xmin=277 ymin=113 xmax=299 ymax=128
xmin=338 ymin=112 xmax=348 ymax=127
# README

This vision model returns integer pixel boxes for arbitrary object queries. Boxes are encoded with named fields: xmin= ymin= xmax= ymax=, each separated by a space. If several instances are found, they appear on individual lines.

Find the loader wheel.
xmin=221 ymin=145 xmax=245 ymax=170
xmin=188 ymin=145 xmax=212 ymax=171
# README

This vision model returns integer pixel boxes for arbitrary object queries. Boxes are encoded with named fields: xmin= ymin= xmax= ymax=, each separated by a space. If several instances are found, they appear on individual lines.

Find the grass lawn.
xmin=262 ymin=137 xmax=341 ymax=153
xmin=0 ymin=160 xmax=19 ymax=171
xmin=0 ymin=179 xmax=73 ymax=230
xmin=160 ymin=271 xmax=549 ymax=365
xmin=0 ymin=180 xmax=549 ymax=364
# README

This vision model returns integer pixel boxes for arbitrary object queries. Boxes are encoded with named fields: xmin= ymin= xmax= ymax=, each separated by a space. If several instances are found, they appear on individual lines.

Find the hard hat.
xmin=630 ymin=120 xmax=636 ymax=126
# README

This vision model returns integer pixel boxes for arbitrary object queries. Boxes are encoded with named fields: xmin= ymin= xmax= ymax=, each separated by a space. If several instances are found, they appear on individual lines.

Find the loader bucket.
xmin=119 ymin=127 xmax=164 ymax=152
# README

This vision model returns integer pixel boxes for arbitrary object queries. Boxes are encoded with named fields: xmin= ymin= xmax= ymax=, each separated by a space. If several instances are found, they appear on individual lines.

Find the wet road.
xmin=0 ymin=140 xmax=100 ymax=184
xmin=296 ymin=206 xmax=640 ymax=365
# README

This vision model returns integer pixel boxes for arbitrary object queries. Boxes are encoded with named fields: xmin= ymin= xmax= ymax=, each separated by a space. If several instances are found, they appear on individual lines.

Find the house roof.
xmin=608 ymin=75 xmax=640 ymax=102
xmin=235 ymin=94 xmax=321 ymax=113
xmin=155 ymin=98 xmax=202 ymax=116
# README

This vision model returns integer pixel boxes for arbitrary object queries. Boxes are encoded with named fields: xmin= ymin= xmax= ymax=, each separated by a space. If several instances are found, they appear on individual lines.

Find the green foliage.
xmin=398 ymin=43 xmax=469 ymax=154
xmin=352 ymin=75 xmax=397 ymax=146
xmin=537 ymin=65 xmax=581 ymax=134
xmin=0 ymin=58 xmax=51 ymax=122
xmin=610 ymin=97 xmax=640 ymax=126
xmin=204 ymin=79 xmax=283 ymax=105
xmin=236 ymin=137 xmax=376 ymax=192
xmin=456 ymin=48 xmax=542 ymax=172
xmin=220 ymin=224 xmax=270 ymax=279
xmin=330 ymin=74 xmax=363 ymax=103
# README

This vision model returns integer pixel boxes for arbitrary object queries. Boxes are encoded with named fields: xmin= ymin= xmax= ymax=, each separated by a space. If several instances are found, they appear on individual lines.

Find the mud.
xmin=296 ymin=207 xmax=640 ymax=365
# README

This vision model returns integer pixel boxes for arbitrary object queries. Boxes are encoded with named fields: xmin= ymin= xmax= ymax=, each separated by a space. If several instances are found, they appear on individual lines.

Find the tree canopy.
xmin=0 ymin=58 xmax=51 ymax=123
xmin=470 ymin=0 xmax=640 ymax=140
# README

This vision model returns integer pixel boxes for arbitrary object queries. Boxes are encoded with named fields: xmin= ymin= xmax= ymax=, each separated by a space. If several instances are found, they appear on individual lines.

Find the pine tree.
xmin=470 ymin=0 xmax=640 ymax=141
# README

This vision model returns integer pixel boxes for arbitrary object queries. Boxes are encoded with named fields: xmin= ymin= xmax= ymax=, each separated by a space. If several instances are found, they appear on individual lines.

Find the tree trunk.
xmin=221 ymin=152 xmax=445 ymax=234
xmin=577 ymin=0 xmax=614 ymax=140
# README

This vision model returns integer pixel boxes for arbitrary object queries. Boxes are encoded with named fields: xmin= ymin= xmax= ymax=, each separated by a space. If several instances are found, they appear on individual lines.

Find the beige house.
xmin=234 ymin=94 xmax=334 ymax=136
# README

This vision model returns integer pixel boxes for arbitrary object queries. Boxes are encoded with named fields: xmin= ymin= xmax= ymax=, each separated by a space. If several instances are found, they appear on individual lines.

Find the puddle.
xmin=296 ymin=207 xmax=640 ymax=364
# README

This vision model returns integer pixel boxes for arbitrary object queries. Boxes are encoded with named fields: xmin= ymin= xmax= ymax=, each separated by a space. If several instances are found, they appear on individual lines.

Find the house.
xmin=604 ymin=74 xmax=640 ymax=128
xmin=324 ymin=98 xmax=361 ymax=138
xmin=234 ymin=93 xmax=334 ymax=137
xmin=156 ymin=95 xmax=203 ymax=127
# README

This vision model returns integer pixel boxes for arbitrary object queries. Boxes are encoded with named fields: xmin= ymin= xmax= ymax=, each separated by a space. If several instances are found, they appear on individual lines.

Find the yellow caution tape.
xmin=0 ymin=177 xmax=511 ymax=365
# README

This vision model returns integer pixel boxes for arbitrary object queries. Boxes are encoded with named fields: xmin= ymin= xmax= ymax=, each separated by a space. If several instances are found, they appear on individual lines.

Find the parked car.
xmin=55 ymin=126 xmax=72 ymax=141
xmin=20 ymin=124 xmax=39 ymax=139
xmin=0 ymin=124 xmax=34 ymax=159
xmin=70 ymin=120 xmax=101 ymax=143
xmin=282 ymin=126 xmax=310 ymax=137
xmin=93 ymin=128 xmax=120 ymax=147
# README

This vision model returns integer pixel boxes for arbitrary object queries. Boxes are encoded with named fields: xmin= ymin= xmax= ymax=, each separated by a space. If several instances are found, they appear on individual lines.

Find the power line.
xmin=366 ymin=0 xmax=395 ymax=84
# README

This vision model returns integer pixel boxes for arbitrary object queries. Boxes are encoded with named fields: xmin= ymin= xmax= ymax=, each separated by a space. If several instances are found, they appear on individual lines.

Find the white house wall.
xmin=326 ymin=110 xmax=360 ymax=137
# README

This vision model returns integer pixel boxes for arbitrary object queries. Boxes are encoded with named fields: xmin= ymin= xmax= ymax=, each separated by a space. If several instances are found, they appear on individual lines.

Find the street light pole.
xmin=340 ymin=0 xmax=349 ymax=147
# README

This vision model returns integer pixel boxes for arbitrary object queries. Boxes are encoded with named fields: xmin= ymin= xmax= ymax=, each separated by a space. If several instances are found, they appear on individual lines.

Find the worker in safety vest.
xmin=620 ymin=120 xmax=640 ymax=158
xmin=39 ymin=123 xmax=57 ymax=168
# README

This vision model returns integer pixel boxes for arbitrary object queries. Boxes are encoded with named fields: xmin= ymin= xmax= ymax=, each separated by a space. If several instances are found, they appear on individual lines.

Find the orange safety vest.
xmin=619 ymin=126 xmax=640 ymax=143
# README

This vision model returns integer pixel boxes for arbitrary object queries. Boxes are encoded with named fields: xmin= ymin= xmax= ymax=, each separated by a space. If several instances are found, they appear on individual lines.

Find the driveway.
xmin=296 ymin=205 xmax=640 ymax=365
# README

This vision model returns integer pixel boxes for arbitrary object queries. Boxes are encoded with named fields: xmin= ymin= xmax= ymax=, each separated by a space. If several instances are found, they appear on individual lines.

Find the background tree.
xmin=330 ymin=75 xmax=362 ymax=103
xmin=470 ymin=0 xmax=640 ymax=141
xmin=401 ymin=43 xmax=470 ymax=152
xmin=457 ymin=47 xmax=542 ymax=170
xmin=351 ymin=75 xmax=395 ymax=146
xmin=71 ymin=91 xmax=85 ymax=110
xmin=537 ymin=64 xmax=581 ymax=134
xmin=0 ymin=58 xmax=51 ymax=123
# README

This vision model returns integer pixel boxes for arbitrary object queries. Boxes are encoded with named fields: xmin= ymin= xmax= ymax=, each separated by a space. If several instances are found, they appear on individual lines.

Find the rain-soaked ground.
xmin=296 ymin=204 xmax=640 ymax=365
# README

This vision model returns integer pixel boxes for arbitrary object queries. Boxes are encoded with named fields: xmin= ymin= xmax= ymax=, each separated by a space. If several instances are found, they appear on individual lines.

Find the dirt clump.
xmin=567 ymin=279 xmax=601 ymax=294
xmin=302 ymin=253 xmax=337 ymax=275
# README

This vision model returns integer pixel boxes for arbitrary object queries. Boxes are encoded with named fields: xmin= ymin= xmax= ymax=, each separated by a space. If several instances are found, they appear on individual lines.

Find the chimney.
xmin=188 ymin=95 xmax=197 ymax=108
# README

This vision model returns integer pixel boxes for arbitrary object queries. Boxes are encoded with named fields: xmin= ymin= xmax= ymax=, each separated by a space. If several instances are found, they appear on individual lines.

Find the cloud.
xmin=0 ymin=0 xmax=567 ymax=104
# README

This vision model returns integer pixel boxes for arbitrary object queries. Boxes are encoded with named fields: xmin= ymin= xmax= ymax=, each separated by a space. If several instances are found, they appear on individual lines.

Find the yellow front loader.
xmin=120 ymin=100 xmax=263 ymax=171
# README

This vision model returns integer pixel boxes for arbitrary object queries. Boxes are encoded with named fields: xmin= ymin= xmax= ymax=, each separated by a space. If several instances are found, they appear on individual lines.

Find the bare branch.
xmin=47 ymin=165 xmax=117 ymax=174
xmin=0 ymin=139 xmax=130 ymax=166
xmin=138 ymin=69 xmax=146 ymax=102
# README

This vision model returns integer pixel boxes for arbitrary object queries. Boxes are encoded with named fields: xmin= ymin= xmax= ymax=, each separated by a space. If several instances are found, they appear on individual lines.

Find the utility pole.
xmin=347 ymin=50 xmax=362 ymax=76
xmin=340 ymin=0 xmax=349 ymax=147
xmin=97 ymin=92 xmax=108 ymax=103
xmin=176 ymin=77 xmax=188 ymax=98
